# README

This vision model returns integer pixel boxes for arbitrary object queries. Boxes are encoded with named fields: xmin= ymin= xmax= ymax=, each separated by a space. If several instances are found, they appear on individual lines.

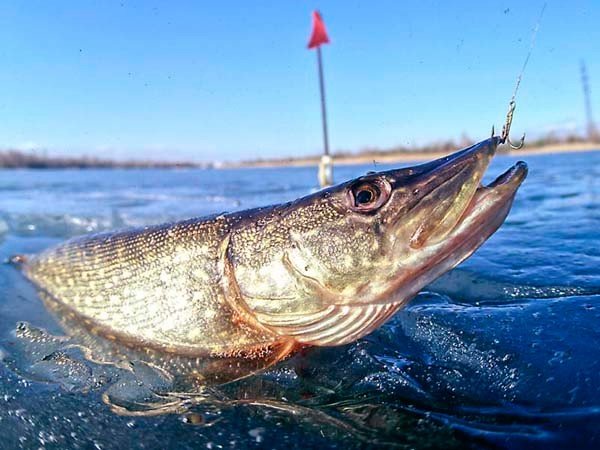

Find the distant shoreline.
xmin=0 ymin=152 xmax=211 ymax=170
xmin=223 ymin=142 xmax=600 ymax=169
xmin=0 ymin=141 xmax=597 ymax=170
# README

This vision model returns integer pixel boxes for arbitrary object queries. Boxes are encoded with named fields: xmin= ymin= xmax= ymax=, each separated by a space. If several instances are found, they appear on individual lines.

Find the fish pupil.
xmin=356 ymin=189 xmax=374 ymax=204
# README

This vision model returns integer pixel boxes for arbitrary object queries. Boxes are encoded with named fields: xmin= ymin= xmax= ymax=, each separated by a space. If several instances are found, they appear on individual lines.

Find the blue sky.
xmin=0 ymin=1 xmax=598 ymax=162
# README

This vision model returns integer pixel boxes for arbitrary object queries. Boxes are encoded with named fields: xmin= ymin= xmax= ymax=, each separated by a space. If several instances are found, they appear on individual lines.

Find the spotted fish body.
xmin=23 ymin=216 xmax=275 ymax=356
xmin=21 ymin=138 xmax=528 ymax=368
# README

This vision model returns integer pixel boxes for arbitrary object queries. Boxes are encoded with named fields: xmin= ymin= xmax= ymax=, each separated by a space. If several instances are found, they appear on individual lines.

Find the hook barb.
xmin=500 ymin=100 xmax=525 ymax=149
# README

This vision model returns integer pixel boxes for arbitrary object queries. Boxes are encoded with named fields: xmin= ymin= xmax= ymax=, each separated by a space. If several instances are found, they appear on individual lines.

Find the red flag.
xmin=307 ymin=10 xmax=330 ymax=49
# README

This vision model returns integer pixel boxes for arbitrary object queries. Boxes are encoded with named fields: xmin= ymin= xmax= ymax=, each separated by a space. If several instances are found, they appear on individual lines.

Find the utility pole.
xmin=580 ymin=60 xmax=598 ymax=141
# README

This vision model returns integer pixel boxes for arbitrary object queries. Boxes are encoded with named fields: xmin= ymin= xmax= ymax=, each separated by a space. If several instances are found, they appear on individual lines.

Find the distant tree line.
xmin=234 ymin=131 xmax=597 ymax=167
xmin=339 ymin=131 xmax=595 ymax=159
xmin=0 ymin=149 xmax=207 ymax=169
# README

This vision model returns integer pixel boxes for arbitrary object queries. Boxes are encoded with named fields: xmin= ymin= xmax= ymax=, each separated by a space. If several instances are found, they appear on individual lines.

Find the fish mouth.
xmin=393 ymin=137 xmax=528 ymax=249
xmin=378 ymin=137 xmax=528 ymax=306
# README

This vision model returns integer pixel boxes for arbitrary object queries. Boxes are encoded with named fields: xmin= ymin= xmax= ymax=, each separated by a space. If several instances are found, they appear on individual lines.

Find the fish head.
xmin=230 ymin=137 xmax=527 ymax=346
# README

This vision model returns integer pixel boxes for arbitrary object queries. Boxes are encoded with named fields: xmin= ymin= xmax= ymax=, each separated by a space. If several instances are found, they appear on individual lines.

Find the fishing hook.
xmin=500 ymin=100 xmax=525 ymax=149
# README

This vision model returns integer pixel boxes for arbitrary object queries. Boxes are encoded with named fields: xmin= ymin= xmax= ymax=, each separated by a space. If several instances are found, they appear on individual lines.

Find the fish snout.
xmin=385 ymin=138 xmax=499 ymax=248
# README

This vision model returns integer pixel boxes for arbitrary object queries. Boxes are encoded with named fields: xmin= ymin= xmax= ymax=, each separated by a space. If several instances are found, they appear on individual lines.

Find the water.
xmin=0 ymin=150 xmax=598 ymax=449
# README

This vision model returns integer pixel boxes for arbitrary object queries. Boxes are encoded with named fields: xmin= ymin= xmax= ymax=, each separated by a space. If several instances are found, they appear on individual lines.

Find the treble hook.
xmin=500 ymin=100 xmax=526 ymax=149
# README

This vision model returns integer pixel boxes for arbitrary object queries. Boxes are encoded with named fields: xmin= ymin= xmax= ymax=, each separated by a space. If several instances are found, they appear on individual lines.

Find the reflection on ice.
xmin=428 ymin=269 xmax=600 ymax=305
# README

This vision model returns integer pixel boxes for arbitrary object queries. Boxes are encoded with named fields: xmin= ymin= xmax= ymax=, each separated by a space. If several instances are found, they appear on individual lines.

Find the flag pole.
xmin=316 ymin=47 xmax=330 ymax=157
xmin=316 ymin=46 xmax=333 ymax=187
xmin=307 ymin=10 xmax=333 ymax=188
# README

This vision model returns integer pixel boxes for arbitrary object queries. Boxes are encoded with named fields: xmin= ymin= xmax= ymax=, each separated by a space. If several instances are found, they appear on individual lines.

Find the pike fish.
xmin=17 ymin=137 xmax=527 ymax=376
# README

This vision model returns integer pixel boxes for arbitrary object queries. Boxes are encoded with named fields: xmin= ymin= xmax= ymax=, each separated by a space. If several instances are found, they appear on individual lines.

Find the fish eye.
xmin=347 ymin=179 xmax=391 ymax=213
xmin=355 ymin=185 xmax=378 ymax=205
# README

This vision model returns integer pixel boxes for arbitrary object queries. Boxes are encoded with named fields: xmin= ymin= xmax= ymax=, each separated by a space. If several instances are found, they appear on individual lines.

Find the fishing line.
xmin=511 ymin=2 xmax=547 ymax=103
xmin=500 ymin=2 xmax=547 ymax=148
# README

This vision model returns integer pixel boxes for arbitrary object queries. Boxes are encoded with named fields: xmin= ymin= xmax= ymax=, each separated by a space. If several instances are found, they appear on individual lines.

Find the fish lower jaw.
xmin=407 ymin=173 xmax=523 ymax=298
xmin=439 ymin=160 xmax=527 ymax=249
xmin=368 ymin=164 xmax=525 ymax=318
xmin=463 ymin=162 xmax=526 ymax=229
